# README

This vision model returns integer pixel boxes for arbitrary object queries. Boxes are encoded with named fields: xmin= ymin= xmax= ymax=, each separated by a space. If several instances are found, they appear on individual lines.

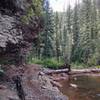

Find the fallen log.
xmin=43 ymin=68 xmax=69 ymax=75
xmin=43 ymin=68 xmax=100 ymax=75
xmin=70 ymin=69 xmax=100 ymax=75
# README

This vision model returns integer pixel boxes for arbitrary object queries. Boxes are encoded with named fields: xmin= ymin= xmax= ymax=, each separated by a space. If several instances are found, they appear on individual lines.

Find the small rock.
xmin=0 ymin=85 xmax=7 ymax=89
xmin=8 ymin=96 xmax=19 ymax=100
xmin=51 ymin=81 xmax=62 ymax=88
xmin=74 ymin=77 xmax=77 ymax=81
xmin=0 ymin=69 xmax=5 ymax=76
xmin=41 ymin=86 xmax=48 ymax=89
xmin=70 ymin=83 xmax=77 ymax=88
xmin=61 ymin=73 xmax=68 ymax=77
xmin=53 ymin=77 xmax=66 ymax=81
xmin=96 ymin=94 xmax=100 ymax=96
xmin=38 ymin=72 xmax=45 ymax=76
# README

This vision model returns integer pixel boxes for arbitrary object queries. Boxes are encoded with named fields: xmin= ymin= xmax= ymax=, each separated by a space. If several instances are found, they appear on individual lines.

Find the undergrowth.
xmin=29 ymin=58 xmax=64 ymax=69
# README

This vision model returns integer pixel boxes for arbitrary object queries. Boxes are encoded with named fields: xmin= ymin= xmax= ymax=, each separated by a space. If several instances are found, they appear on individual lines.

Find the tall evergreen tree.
xmin=54 ymin=12 xmax=60 ymax=61
xmin=71 ymin=0 xmax=80 ymax=62
xmin=42 ymin=0 xmax=54 ymax=58
xmin=66 ymin=2 xmax=73 ymax=63
xmin=78 ymin=0 xmax=92 ymax=63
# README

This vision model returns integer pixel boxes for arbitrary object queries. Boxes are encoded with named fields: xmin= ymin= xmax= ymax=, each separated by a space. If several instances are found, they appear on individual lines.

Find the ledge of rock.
xmin=0 ymin=0 xmax=43 ymax=65
xmin=0 ymin=14 xmax=23 ymax=48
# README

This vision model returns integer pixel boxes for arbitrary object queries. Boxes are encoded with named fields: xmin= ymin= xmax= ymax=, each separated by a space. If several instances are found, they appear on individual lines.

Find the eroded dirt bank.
xmin=0 ymin=64 xmax=67 ymax=100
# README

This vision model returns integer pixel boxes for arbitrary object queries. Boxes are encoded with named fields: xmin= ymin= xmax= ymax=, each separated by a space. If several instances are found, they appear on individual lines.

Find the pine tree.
xmin=77 ymin=0 xmax=92 ymax=63
xmin=54 ymin=12 xmax=60 ymax=61
xmin=65 ymin=3 xmax=73 ymax=63
xmin=42 ymin=0 xmax=54 ymax=58
xmin=71 ymin=0 xmax=80 ymax=62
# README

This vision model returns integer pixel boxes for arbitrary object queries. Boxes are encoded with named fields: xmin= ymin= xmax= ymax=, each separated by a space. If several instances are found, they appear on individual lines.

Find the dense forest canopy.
xmin=0 ymin=1 xmax=100 ymax=100
xmin=0 ymin=0 xmax=100 ymax=68
xmin=29 ymin=0 xmax=100 ymax=68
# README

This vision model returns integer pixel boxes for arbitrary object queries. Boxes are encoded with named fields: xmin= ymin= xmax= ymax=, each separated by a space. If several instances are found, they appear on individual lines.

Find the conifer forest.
xmin=0 ymin=0 xmax=100 ymax=100
xmin=30 ymin=0 xmax=100 ymax=68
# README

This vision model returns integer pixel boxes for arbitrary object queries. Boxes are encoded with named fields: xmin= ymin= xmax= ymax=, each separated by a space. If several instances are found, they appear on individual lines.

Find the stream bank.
xmin=0 ymin=64 xmax=100 ymax=100
xmin=0 ymin=64 xmax=67 ymax=100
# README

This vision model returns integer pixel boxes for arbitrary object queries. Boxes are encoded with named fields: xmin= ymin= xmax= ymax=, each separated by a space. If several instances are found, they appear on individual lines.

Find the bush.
xmin=87 ymin=52 xmax=100 ymax=66
xmin=29 ymin=58 xmax=64 ymax=69
xmin=95 ymin=65 xmax=100 ymax=68
xmin=43 ymin=58 xmax=64 ymax=69
xmin=71 ymin=62 xmax=86 ymax=69
xmin=29 ymin=58 xmax=43 ymax=65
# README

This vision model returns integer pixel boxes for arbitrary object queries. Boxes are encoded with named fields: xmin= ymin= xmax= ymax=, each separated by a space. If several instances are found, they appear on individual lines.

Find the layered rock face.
xmin=0 ymin=0 xmax=42 ymax=65
xmin=0 ymin=14 xmax=23 ymax=48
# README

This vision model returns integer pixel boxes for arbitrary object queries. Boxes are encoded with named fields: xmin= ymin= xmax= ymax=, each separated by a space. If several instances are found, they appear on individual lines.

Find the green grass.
xmin=95 ymin=65 xmax=100 ymax=68
xmin=29 ymin=58 xmax=64 ymax=69
xmin=71 ymin=62 xmax=87 ymax=69
xmin=29 ymin=58 xmax=96 ymax=69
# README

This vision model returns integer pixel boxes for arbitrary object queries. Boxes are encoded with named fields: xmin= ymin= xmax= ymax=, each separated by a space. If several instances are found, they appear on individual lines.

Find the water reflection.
xmin=60 ymin=75 xmax=100 ymax=100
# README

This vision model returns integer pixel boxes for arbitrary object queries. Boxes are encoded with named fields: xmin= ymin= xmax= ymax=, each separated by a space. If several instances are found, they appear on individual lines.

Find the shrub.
xmin=71 ymin=62 xmax=86 ymax=69
xmin=29 ymin=58 xmax=43 ymax=65
xmin=96 ymin=65 xmax=100 ymax=68
xmin=29 ymin=58 xmax=64 ymax=69
xmin=43 ymin=58 xmax=64 ymax=69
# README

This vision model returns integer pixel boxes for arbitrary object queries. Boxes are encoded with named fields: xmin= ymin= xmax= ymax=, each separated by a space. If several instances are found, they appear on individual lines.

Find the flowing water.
xmin=60 ymin=74 xmax=100 ymax=100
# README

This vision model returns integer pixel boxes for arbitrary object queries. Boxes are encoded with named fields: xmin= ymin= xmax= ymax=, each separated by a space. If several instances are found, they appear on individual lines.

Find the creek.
xmin=59 ymin=74 xmax=100 ymax=100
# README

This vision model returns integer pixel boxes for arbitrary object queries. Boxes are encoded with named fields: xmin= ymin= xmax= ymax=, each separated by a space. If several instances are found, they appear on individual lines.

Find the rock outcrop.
xmin=0 ymin=0 xmax=43 ymax=65
xmin=0 ymin=14 xmax=23 ymax=48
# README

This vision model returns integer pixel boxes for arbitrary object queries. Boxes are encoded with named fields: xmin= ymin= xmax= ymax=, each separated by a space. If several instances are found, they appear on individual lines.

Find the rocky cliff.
xmin=0 ymin=0 xmax=43 ymax=65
